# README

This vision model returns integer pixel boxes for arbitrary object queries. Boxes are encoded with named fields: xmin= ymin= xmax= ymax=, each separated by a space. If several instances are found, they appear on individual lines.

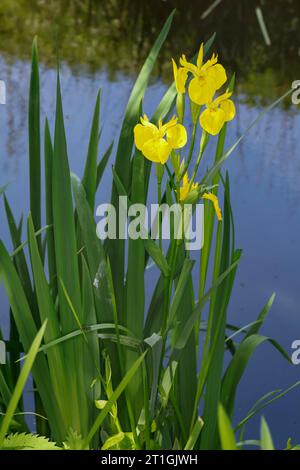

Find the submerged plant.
xmin=0 ymin=12 xmax=298 ymax=450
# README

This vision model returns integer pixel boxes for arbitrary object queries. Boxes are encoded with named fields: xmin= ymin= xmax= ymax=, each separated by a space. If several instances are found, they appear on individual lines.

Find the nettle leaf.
xmin=63 ymin=428 xmax=87 ymax=450
xmin=2 ymin=433 xmax=60 ymax=450
xmin=101 ymin=432 xmax=136 ymax=450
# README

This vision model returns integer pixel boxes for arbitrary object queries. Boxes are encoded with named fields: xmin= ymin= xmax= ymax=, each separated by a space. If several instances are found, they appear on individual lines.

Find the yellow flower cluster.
xmin=179 ymin=172 xmax=222 ymax=220
xmin=172 ymin=43 xmax=236 ymax=135
xmin=134 ymin=115 xmax=187 ymax=165
xmin=132 ymin=42 xmax=234 ymax=221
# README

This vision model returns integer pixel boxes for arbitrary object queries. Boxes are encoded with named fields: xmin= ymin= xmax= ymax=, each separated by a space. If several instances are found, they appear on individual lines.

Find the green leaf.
xmin=44 ymin=118 xmax=56 ymax=294
xmin=200 ymin=175 xmax=237 ymax=450
xmin=1 ymin=432 xmax=60 ymax=450
xmin=260 ymin=417 xmax=275 ymax=450
xmin=71 ymin=173 xmax=115 ymax=324
xmin=28 ymin=36 xmax=41 ymax=252
xmin=0 ymin=322 xmax=47 ymax=445
xmin=96 ymin=141 xmax=113 ymax=189
xmin=82 ymin=90 xmax=101 ymax=211
xmin=53 ymin=73 xmax=82 ymax=330
xmin=3 ymin=195 xmax=36 ymax=319
xmin=112 ymin=166 xmax=170 ymax=277
xmin=144 ymin=333 xmax=163 ymax=421
xmin=63 ymin=429 xmax=86 ymax=450
xmin=221 ymin=334 xmax=291 ymax=418
xmin=52 ymin=72 xmax=87 ymax=435
xmin=27 ymin=214 xmax=69 ymax=423
xmin=84 ymin=351 xmax=147 ymax=447
xmin=161 ymin=257 xmax=240 ymax=406
xmin=218 ymin=404 xmax=237 ymax=450
xmin=101 ymin=432 xmax=136 ymax=450
xmin=245 ymin=293 xmax=276 ymax=339
xmin=125 ymin=150 xmax=145 ymax=419
xmin=236 ymin=381 xmax=300 ymax=433
xmin=0 ymin=241 xmax=63 ymax=440
xmin=184 ymin=417 xmax=204 ymax=450
xmin=167 ymin=258 xmax=194 ymax=330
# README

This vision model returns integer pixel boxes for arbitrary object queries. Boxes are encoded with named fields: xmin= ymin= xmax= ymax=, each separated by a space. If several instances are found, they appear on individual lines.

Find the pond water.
xmin=0 ymin=0 xmax=300 ymax=447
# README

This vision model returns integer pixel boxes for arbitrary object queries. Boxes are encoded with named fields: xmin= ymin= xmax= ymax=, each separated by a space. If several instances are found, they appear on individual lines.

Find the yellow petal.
xmin=199 ymin=107 xmax=226 ymax=135
xmin=177 ymin=67 xmax=188 ymax=94
xmin=188 ymin=77 xmax=215 ymax=105
xmin=161 ymin=115 xmax=178 ymax=134
xmin=214 ymin=90 xmax=232 ymax=105
xmin=166 ymin=123 xmax=187 ymax=149
xmin=134 ymin=123 xmax=156 ymax=151
xmin=172 ymin=59 xmax=188 ymax=94
xmin=197 ymin=43 xmax=204 ymax=69
xmin=202 ymin=193 xmax=222 ymax=221
xmin=179 ymin=172 xmax=199 ymax=202
xmin=142 ymin=138 xmax=171 ymax=164
xmin=140 ymin=114 xmax=157 ymax=129
xmin=179 ymin=54 xmax=199 ymax=76
xmin=220 ymin=99 xmax=236 ymax=122
xmin=179 ymin=172 xmax=189 ymax=201
xmin=201 ymin=52 xmax=218 ymax=72
xmin=206 ymin=63 xmax=227 ymax=90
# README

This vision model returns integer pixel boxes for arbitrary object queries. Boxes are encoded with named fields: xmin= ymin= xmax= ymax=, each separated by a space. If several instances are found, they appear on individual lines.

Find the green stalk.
xmin=156 ymin=164 xmax=164 ymax=250
xmin=189 ymin=130 xmax=209 ymax=189
xmin=180 ymin=123 xmax=197 ymax=180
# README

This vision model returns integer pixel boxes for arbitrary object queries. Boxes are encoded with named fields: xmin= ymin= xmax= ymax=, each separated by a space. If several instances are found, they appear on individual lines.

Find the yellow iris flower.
xmin=134 ymin=115 xmax=187 ymax=164
xmin=179 ymin=173 xmax=222 ymax=221
xmin=179 ymin=43 xmax=227 ymax=105
xmin=202 ymin=192 xmax=222 ymax=221
xmin=179 ymin=172 xmax=199 ymax=202
xmin=199 ymin=90 xmax=236 ymax=136
xmin=172 ymin=58 xmax=188 ymax=94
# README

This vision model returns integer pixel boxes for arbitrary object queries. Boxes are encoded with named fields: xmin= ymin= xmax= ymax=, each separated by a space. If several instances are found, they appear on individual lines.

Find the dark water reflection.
xmin=0 ymin=0 xmax=300 ymax=447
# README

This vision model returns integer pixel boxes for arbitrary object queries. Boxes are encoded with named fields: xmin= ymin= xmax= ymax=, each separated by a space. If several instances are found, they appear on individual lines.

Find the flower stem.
xmin=189 ymin=129 xmax=208 ymax=190
xmin=156 ymin=164 xmax=164 ymax=250
xmin=180 ymin=122 xmax=197 ymax=180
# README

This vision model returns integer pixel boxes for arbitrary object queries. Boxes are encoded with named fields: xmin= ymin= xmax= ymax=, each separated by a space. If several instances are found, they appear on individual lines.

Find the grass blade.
xmin=0 ymin=321 xmax=47 ymax=446
xmin=218 ymin=404 xmax=237 ymax=450
xmin=260 ymin=417 xmax=274 ymax=450
xmin=28 ymin=37 xmax=41 ymax=253
xmin=82 ymin=90 xmax=101 ymax=211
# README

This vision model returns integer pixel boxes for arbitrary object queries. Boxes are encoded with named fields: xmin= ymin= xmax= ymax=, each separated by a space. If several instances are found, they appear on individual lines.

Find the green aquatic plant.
xmin=0 ymin=12 xmax=297 ymax=450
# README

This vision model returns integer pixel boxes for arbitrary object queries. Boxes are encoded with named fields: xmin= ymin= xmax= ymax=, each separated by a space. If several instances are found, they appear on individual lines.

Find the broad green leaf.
xmin=125 ymin=150 xmax=145 ymax=420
